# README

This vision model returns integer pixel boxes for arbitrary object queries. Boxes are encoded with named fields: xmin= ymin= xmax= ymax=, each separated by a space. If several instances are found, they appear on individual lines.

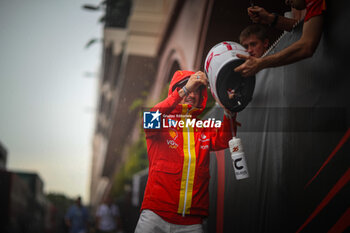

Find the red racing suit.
xmin=305 ymin=0 xmax=326 ymax=22
xmin=141 ymin=70 xmax=234 ymax=223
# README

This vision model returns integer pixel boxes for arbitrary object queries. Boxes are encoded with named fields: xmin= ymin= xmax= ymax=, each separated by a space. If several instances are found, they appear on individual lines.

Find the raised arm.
xmin=248 ymin=6 xmax=298 ymax=32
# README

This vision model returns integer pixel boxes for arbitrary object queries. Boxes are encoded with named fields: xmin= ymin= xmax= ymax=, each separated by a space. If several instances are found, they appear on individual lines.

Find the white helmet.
xmin=204 ymin=41 xmax=255 ymax=112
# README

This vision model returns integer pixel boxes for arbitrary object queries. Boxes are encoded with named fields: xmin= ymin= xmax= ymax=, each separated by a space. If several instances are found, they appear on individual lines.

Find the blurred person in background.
xmin=95 ymin=196 xmax=122 ymax=233
xmin=65 ymin=196 xmax=89 ymax=233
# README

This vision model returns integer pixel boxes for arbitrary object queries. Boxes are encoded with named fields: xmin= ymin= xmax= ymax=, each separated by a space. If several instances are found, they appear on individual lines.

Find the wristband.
xmin=182 ymin=86 xmax=189 ymax=96
xmin=270 ymin=13 xmax=279 ymax=27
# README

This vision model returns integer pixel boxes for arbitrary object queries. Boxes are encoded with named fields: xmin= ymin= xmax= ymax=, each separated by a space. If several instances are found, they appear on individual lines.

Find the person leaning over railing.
xmin=235 ymin=0 xmax=326 ymax=77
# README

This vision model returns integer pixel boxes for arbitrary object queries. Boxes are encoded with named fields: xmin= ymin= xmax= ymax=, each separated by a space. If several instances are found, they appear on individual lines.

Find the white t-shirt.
xmin=96 ymin=203 xmax=120 ymax=231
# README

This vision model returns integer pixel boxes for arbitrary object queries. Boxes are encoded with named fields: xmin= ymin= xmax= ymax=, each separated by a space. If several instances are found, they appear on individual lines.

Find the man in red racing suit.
xmin=135 ymin=70 xmax=235 ymax=232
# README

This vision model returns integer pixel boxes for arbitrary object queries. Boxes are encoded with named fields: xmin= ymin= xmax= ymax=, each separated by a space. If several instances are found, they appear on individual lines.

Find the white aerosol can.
xmin=229 ymin=137 xmax=249 ymax=180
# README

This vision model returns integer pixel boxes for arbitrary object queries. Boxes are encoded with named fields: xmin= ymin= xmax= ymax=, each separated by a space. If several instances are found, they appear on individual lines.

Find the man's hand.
xmin=248 ymin=6 xmax=275 ymax=24
xmin=184 ymin=71 xmax=208 ymax=92
xmin=248 ymin=6 xmax=297 ymax=31
xmin=234 ymin=54 xmax=263 ymax=77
